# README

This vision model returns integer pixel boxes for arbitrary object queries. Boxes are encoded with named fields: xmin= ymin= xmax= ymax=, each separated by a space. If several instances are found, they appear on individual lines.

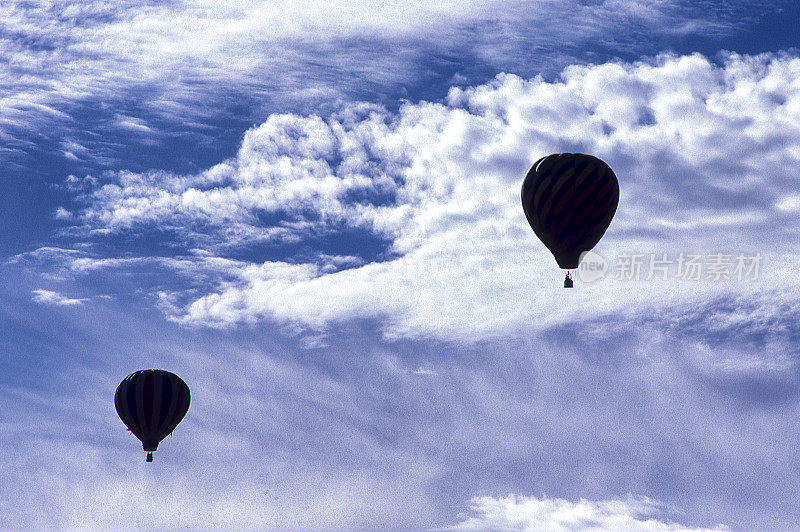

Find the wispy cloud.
xmin=31 ymin=289 xmax=88 ymax=306
xmin=3 ymin=260 xmax=799 ymax=529
xmin=0 ymin=1 xmax=768 ymax=168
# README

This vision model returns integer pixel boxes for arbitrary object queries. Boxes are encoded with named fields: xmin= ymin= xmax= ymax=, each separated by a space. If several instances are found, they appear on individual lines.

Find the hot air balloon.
xmin=521 ymin=153 xmax=619 ymax=288
xmin=115 ymin=369 xmax=190 ymax=462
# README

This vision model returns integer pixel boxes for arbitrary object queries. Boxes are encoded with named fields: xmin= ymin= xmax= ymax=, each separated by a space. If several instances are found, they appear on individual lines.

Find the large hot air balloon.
xmin=115 ymin=369 xmax=190 ymax=462
xmin=521 ymin=153 xmax=619 ymax=288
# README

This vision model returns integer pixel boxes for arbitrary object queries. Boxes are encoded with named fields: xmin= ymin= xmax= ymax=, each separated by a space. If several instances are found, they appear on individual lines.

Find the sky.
xmin=2 ymin=0 xmax=800 ymax=529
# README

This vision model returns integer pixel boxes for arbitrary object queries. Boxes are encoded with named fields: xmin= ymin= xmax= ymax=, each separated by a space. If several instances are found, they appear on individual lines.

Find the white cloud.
xmin=3 ymin=264 xmax=799 ymax=530
xmin=446 ymin=495 xmax=728 ymax=531
xmin=0 ymin=1 xmax=764 ymax=164
xmin=40 ymin=52 xmax=797 ymax=339
xmin=54 ymin=207 xmax=73 ymax=220
xmin=775 ymin=195 xmax=800 ymax=212
xmin=31 ymin=289 xmax=88 ymax=306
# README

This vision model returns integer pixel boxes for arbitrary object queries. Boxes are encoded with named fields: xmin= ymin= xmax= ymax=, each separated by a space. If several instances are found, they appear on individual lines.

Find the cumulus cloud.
xmin=447 ymin=495 xmax=728 ymax=531
xmin=31 ymin=52 xmax=793 ymax=340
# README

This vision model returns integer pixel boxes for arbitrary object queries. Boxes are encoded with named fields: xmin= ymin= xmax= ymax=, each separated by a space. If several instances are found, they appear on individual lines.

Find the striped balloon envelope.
xmin=115 ymin=369 xmax=191 ymax=462
xmin=521 ymin=153 xmax=619 ymax=283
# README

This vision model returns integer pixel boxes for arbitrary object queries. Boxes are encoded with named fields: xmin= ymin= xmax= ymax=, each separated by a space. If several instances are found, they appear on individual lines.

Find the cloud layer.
xmin=33 ymin=52 xmax=796 ymax=342
xmin=4 ymin=4 xmax=800 ymax=531
xmin=4 ymin=277 xmax=797 ymax=529
xmin=0 ymin=0 xmax=770 ymax=169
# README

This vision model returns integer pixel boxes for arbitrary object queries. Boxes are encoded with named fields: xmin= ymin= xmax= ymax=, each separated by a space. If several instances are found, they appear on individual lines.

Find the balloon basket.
xmin=564 ymin=272 xmax=573 ymax=288
xmin=146 ymin=452 xmax=153 ymax=462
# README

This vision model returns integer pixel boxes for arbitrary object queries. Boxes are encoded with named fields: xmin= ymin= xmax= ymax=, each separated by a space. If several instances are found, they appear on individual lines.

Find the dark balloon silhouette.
xmin=521 ymin=153 xmax=619 ymax=287
xmin=115 ymin=369 xmax=190 ymax=462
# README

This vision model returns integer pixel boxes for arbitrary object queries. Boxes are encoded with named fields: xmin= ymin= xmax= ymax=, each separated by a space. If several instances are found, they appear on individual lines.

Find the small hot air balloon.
xmin=115 ymin=369 xmax=190 ymax=462
xmin=521 ymin=153 xmax=619 ymax=287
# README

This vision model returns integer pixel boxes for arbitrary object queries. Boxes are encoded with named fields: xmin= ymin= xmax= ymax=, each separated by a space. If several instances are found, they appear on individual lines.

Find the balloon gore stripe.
xmin=115 ymin=369 xmax=191 ymax=457
xmin=522 ymin=153 xmax=619 ymax=270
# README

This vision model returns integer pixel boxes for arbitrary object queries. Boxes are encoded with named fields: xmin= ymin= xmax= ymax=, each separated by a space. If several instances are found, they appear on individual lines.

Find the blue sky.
xmin=2 ymin=1 xmax=800 ymax=529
